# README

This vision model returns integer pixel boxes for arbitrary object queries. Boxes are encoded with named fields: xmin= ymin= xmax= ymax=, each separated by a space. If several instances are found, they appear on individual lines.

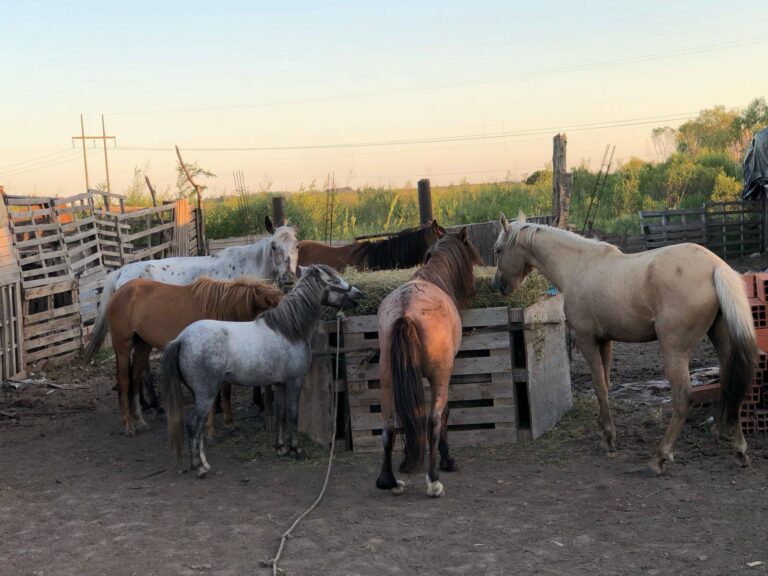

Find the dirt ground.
xmin=1 ymin=339 xmax=767 ymax=576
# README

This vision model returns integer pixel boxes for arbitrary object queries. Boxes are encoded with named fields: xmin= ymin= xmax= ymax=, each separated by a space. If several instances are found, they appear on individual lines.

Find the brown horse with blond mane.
xmin=375 ymin=229 xmax=482 ymax=497
xmin=90 ymin=276 xmax=284 ymax=436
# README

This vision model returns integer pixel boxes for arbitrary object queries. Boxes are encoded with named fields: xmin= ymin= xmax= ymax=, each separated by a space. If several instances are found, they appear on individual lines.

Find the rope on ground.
xmin=268 ymin=311 xmax=344 ymax=576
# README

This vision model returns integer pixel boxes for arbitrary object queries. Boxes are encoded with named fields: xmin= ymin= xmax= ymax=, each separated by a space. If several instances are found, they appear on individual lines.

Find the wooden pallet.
xmin=343 ymin=296 xmax=571 ymax=452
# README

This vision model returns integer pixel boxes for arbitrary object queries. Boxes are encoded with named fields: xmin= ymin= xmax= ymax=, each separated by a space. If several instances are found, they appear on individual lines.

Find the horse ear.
xmin=500 ymin=213 xmax=510 ymax=233
xmin=265 ymin=215 xmax=275 ymax=235
xmin=458 ymin=227 xmax=468 ymax=242
xmin=517 ymin=209 xmax=526 ymax=224
xmin=297 ymin=265 xmax=309 ymax=279
xmin=432 ymin=219 xmax=447 ymax=237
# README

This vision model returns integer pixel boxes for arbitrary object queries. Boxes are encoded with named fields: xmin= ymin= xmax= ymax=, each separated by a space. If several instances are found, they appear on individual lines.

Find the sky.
xmin=1 ymin=0 xmax=766 ymax=197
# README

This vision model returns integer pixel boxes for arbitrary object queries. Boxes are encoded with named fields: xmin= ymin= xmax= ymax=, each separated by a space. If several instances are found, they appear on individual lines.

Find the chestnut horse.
xmin=375 ymin=230 xmax=482 ymax=497
xmin=104 ymin=276 xmax=284 ymax=436
xmin=492 ymin=211 xmax=757 ymax=476
xmin=298 ymin=220 xmax=446 ymax=271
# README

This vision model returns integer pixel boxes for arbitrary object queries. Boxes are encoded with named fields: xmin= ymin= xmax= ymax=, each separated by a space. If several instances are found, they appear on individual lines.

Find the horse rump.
xmin=391 ymin=316 xmax=426 ymax=471
xmin=162 ymin=338 xmax=186 ymax=470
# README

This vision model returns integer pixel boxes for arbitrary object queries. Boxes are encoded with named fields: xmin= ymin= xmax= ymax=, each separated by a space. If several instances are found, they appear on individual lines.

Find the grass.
xmin=330 ymin=266 xmax=550 ymax=319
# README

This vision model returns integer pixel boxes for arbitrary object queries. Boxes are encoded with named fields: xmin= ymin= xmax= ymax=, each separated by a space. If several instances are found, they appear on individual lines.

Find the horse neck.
xmin=239 ymin=241 xmax=270 ymax=276
xmin=522 ymin=228 xmax=608 ymax=292
xmin=265 ymin=279 xmax=323 ymax=343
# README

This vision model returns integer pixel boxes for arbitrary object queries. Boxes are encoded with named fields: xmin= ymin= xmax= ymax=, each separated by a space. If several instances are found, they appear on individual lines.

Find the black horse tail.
xmin=713 ymin=267 xmax=758 ymax=429
xmin=162 ymin=338 xmax=185 ymax=470
xmin=391 ymin=316 xmax=426 ymax=471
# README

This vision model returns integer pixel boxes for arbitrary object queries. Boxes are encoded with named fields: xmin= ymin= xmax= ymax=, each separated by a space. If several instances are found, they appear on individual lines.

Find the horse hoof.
xmin=124 ymin=426 xmax=136 ymax=437
xmin=376 ymin=475 xmax=397 ymax=490
xmin=392 ymin=480 xmax=405 ymax=496
xmin=439 ymin=458 xmax=459 ymax=472
xmin=276 ymin=446 xmax=290 ymax=457
xmin=292 ymin=449 xmax=305 ymax=460
xmin=426 ymin=476 xmax=444 ymax=498
xmin=735 ymin=452 xmax=750 ymax=468
xmin=196 ymin=467 xmax=208 ymax=479
xmin=643 ymin=462 xmax=663 ymax=478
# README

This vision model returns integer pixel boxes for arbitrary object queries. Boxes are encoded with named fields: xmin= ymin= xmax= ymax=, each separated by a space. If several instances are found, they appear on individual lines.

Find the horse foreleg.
xmin=221 ymin=382 xmax=235 ymax=431
xmin=273 ymin=385 xmax=289 ymax=457
xmin=141 ymin=365 xmax=163 ymax=415
xmin=577 ymin=336 xmax=616 ymax=451
xmin=646 ymin=351 xmax=692 ymax=476
xmin=189 ymin=396 xmax=216 ymax=479
xmin=130 ymin=340 xmax=152 ymax=431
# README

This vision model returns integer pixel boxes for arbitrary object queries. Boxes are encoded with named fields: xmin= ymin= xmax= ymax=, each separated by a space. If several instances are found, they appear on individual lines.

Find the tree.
xmin=176 ymin=161 xmax=215 ymax=198
xmin=677 ymin=105 xmax=741 ymax=158
xmin=651 ymin=127 xmax=677 ymax=162
xmin=738 ymin=97 xmax=768 ymax=135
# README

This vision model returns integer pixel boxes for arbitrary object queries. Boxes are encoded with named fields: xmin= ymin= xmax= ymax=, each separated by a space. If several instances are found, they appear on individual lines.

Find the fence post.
xmin=417 ymin=178 xmax=433 ymax=224
xmin=558 ymin=172 xmax=573 ymax=228
xmin=272 ymin=196 xmax=287 ymax=227
xmin=552 ymin=134 xmax=567 ymax=224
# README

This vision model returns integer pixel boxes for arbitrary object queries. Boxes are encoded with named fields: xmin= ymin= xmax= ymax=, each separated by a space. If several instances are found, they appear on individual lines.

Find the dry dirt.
xmin=1 ymin=341 xmax=767 ymax=576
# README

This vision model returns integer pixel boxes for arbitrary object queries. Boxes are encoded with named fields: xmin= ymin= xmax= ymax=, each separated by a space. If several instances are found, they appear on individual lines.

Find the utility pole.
xmin=71 ymin=114 xmax=116 ymax=193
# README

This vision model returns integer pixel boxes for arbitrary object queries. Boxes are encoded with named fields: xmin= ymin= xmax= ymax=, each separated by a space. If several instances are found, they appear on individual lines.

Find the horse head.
xmin=265 ymin=216 xmax=299 ymax=288
xmin=492 ymin=210 xmax=533 ymax=295
xmin=305 ymin=264 xmax=363 ymax=310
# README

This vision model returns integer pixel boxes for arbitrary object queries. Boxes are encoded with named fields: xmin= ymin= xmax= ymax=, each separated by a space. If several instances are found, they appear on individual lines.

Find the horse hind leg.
xmin=273 ymin=384 xmax=289 ymax=457
xmin=425 ymin=392 xmax=447 ymax=498
xmin=286 ymin=378 xmax=304 ymax=459
xmin=375 ymin=363 xmax=405 ymax=494
xmin=646 ymin=349 xmax=692 ymax=477
xmin=188 ymin=397 xmax=216 ymax=479
xmin=130 ymin=339 xmax=152 ymax=431
xmin=708 ymin=316 xmax=749 ymax=468
xmin=438 ymin=405 xmax=458 ymax=472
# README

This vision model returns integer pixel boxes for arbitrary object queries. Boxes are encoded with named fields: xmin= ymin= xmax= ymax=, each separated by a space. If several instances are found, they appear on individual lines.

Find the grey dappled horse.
xmin=162 ymin=264 xmax=362 ymax=478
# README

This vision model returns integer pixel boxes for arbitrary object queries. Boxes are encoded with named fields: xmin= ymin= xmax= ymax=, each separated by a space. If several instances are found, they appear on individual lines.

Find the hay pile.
xmin=328 ymin=266 xmax=550 ymax=318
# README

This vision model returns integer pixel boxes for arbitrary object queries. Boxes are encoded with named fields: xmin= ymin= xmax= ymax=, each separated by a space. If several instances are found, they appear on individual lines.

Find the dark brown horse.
xmin=297 ymin=220 xmax=446 ymax=271
xmin=375 ymin=230 xmax=482 ymax=497
xmin=93 ymin=276 xmax=284 ymax=436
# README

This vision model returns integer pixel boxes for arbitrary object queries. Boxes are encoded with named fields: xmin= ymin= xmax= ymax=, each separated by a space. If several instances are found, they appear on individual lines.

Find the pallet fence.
xmin=1 ymin=190 xmax=199 ymax=370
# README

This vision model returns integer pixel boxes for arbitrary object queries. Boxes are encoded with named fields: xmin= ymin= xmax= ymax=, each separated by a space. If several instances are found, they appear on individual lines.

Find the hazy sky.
xmin=1 ymin=0 xmax=766 ymax=197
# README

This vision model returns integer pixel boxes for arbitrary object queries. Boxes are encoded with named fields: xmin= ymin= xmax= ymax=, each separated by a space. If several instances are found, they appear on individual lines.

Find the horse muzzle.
xmin=491 ymin=271 xmax=509 ymax=295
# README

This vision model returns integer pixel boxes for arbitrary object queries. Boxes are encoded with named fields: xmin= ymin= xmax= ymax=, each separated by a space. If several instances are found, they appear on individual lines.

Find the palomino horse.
xmin=162 ymin=265 xmax=362 ymax=478
xmin=375 ymin=230 xmax=482 ymax=497
xmin=100 ymin=276 xmax=284 ymax=436
xmin=492 ymin=211 xmax=756 ymax=476
xmin=85 ymin=215 xmax=298 ymax=358
xmin=298 ymin=220 xmax=446 ymax=271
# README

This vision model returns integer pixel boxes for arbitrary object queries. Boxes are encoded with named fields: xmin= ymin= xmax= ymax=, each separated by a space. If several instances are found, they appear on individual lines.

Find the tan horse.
xmin=101 ymin=277 xmax=284 ymax=436
xmin=375 ymin=230 xmax=482 ymax=497
xmin=493 ymin=211 xmax=757 ymax=476
xmin=297 ymin=220 xmax=446 ymax=271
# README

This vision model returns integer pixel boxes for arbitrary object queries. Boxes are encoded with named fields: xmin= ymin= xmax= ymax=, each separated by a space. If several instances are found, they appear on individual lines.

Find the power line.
xmin=103 ymin=35 xmax=768 ymax=116
xmin=113 ymin=111 xmax=698 ymax=153
xmin=0 ymin=149 xmax=75 ymax=172
xmin=0 ymin=150 xmax=97 ymax=178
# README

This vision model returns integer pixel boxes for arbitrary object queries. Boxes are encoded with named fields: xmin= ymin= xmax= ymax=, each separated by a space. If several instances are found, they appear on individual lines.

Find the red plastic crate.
xmin=743 ymin=274 xmax=758 ymax=299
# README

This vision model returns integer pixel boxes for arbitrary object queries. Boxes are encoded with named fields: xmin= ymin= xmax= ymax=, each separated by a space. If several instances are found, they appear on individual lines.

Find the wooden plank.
xmin=344 ymin=307 xmax=510 ymax=335
xmin=25 ymin=316 xmax=81 ymax=337
xmin=25 ymin=303 xmax=80 ymax=324
xmin=24 ymin=327 xmax=81 ymax=350
xmin=22 ymin=280 xmax=77 ymax=299
xmin=116 ymin=204 xmax=176 ymax=220
xmin=348 ymin=380 xmax=516 ymax=408
xmin=352 ymin=427 xmax=519 ymax=452
xmin=25 ymin=338 xmax=81 ymax=363
xmin=350 ymin=404 xmax=515 ymax=431
xmin=342 ymin=329 xmax=511 ymax=353
xmin=123 ymin=221 xmax=175 ymax=243
xmin=346 ymin=352 xmax=513 ymax=381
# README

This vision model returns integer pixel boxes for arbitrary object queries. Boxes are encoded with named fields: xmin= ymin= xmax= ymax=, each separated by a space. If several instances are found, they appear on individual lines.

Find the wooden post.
xmin=175 ymin=146 xmax=207 ymax=256
xmin=272 ymin=196 xmax=287 ymax=227
xmin=552 ymin=134 xmax=567 ymax=223
xmin=558 ymin=172 xmax=573 ymax=229
xmin=417 ymin=178 xmax=433 ymax=224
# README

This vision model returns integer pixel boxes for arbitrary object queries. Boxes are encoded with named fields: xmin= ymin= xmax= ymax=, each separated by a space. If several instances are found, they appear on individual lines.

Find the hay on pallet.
xmin=328 ymin=266 xmax=550 ymax=319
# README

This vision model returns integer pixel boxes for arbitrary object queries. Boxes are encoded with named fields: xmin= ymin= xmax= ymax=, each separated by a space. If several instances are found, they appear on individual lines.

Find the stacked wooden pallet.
xmin=0 ymin=200 xmax=25 ymax=380
xmin=343 ymin=296 xmax=571 ymax=452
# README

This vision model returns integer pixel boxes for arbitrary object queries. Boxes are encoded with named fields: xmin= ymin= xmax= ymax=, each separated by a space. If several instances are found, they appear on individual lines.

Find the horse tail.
xmin=84 ymin=269 xmax=120 ymax=358
xmin=713 ymin=266 xmax=757 ymax=429
xmin=163 ymin=338 xmax=186 ymax=469
xmin=390 ymin=316 xmax=426 ymax=471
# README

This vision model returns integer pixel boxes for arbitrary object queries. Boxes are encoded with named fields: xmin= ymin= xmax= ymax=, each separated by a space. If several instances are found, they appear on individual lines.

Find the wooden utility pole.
xmin=272 ymin=196 xmax=287 ymax=227
xmin=175 ymin=145 xmax=207 ymax=255
xmin=417 ymin=178 xmax=433 ymax=224
xmin=552 ymin=134 xmax=572 ymax=228
xmin=72 ymin=114 xmax=115 ymax=192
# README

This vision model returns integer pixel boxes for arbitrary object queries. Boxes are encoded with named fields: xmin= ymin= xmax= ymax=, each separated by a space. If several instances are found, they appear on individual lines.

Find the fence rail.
xmin=1 ymin=190 xmax=199 ymax=370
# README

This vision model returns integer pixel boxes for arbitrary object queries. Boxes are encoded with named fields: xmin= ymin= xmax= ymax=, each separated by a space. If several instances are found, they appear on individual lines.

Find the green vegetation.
xmin=117 ymin=98 xmax=768 ymax=240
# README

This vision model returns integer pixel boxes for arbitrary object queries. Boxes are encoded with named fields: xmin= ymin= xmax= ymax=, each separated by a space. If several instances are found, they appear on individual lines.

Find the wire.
xmin=114 ymin=112 xmax=698 ymax=153
xmin=0 ymin=150 xmax=97 ymax=178
xmin=0 ymin=149 xmax=76 ymax=172
xmin=103 ymin=35 xmax=768 ymax=116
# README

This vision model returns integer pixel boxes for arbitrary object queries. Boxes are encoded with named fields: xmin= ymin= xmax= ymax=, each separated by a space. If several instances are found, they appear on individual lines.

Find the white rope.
xmin=268 ymin=311 xmax=344 ymax=576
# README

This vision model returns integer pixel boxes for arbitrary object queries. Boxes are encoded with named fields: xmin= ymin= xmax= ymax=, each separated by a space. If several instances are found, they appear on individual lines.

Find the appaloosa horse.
xmin=162 ymin=265 xmax=362 ymax=478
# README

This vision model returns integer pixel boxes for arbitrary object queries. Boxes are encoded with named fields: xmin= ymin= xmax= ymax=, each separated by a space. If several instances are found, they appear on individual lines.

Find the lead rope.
xmin=268 ymin=311 xmax=344 ymax=576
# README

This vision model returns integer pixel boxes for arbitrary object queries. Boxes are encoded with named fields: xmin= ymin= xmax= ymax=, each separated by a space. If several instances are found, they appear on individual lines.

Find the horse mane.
xmin=497 ymin=222 xmax=613 ymax=252
xmin=413 ymin=234 xmax=481 ymax=307
xmin=358 ymin=224 xmax=434 ymax=270
xmin=189 ymin=277 xmax=284 ymax=321
xmin=262 ymin=267 xmax=326 ymax=342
